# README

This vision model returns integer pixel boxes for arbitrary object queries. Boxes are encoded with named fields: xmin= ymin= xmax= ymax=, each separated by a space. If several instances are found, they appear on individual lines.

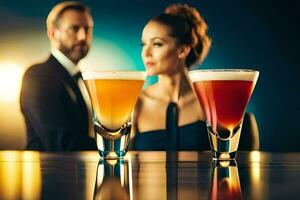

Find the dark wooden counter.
xmin=0 ymin=151 xmax=299 ymax=199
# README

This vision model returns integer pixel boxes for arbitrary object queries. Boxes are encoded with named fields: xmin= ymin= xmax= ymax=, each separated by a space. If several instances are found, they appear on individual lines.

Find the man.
xmin=20 ymin=2 xmax=96 ymax=151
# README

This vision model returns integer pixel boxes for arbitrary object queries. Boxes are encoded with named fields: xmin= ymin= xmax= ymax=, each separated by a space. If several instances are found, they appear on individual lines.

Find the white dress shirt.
xmin=51 ymin=48 xmax=94 ymax=138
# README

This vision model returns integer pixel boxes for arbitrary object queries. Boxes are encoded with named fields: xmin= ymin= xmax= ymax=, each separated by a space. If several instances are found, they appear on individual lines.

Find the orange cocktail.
xmin=83 ymin=71 xmax=146 ymax=158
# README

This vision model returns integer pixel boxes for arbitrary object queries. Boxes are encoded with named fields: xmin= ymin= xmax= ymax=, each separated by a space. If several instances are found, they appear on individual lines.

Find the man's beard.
xmin=59 ymin=42 xmax=89 ymax=64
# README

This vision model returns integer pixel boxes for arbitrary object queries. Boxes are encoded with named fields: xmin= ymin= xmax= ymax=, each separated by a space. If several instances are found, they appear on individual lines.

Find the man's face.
xmin=52 ymin=9 xmax=93 ymax=63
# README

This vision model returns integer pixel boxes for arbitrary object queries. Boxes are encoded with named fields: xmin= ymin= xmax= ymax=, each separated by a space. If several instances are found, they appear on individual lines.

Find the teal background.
xmin=0 ymin=0 xmax=299 ymax=151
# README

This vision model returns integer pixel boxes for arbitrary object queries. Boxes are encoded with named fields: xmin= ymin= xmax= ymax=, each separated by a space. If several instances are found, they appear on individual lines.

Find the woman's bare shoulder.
xmin=135 ymin=84 xmax=159 ymax=113
xmin=134 ymin=84 xmax=167 ymax=132
xmin=141 ymin=84 xmax=159 ymax=97
xmin=138 ymin=84 xmax=162 ymax=104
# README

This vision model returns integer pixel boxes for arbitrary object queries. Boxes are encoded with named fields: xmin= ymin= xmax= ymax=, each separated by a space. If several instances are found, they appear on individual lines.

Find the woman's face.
xmin=141 ymin=21 xmax=182 ymax=76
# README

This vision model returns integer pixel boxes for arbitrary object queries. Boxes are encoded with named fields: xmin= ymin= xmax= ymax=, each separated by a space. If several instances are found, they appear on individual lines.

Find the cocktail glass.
xmin=82 ymin=71 xmax=146 ymax=158
xmin=189 ymin=69 xmax=259 ymax=160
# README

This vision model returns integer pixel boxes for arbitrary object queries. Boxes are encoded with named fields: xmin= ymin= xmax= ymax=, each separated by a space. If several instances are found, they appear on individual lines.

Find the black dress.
xmin=132 ymin=103 xmax=210 ymax=151
xmin=132 ymin=103 xmax=259 ymax=151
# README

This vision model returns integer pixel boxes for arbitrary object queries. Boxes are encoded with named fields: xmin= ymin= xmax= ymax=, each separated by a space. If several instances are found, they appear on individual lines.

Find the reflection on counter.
xmin=247 ymin=151 xmax=268 ymax=200
xmin=132 ymin=154 xmax=167 ymax=200
xmin=131 ymin=152 xmax=209 ymax=200
xmin=209 ymin=161 xmax=242 ymax=200
xmin=94 ymin=158 xmax=133 ymax=200
xmin=0 ymin=151 xmax=41 ymax=200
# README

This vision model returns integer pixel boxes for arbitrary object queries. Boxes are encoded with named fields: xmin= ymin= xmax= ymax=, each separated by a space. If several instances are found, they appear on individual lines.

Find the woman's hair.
xmin=151 ymin=4 xmax=211 ymax=68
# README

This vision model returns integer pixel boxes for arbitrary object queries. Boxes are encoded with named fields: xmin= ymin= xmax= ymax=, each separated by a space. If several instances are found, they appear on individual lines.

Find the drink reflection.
xmin=209 ymin=161 xmax=242 ymax=200
xmin=94 ymin=158 xmax=133 ymax=200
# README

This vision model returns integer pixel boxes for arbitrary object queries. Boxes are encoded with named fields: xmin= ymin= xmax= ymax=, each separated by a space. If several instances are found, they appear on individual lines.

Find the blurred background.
xmin=0 ymin=0 xmax=299 ymax=151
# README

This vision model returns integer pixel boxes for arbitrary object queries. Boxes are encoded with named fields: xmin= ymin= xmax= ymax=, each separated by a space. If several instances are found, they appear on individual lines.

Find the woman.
xmin=131 ymin=4 xmax=212 ymax=150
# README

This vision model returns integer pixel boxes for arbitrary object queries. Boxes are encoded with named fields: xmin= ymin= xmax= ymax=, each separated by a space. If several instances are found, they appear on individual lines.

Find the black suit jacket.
xmin=20 ymin=55 xmax=97 ymax=151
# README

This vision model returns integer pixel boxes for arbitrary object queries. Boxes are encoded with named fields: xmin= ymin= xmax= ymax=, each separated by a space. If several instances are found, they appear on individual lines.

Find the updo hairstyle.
xmin=151 ymin=4 xmax=211 ymax=67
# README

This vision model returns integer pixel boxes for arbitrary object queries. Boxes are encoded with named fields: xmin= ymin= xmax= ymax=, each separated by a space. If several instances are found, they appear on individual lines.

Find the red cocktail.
xmin=190 ymin=69 xmax=259 ymax=160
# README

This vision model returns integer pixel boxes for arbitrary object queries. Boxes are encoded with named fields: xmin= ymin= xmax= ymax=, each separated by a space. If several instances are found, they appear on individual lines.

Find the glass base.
xmin=99 ymin=149 xmax=127 ymax=159
xmin=94 ymin=121 xmax=131 ymax=159
xmin=212 ymin=151 xmax=237 ymax=161
xmin=207 ymin=122 xmax=242 ymax=161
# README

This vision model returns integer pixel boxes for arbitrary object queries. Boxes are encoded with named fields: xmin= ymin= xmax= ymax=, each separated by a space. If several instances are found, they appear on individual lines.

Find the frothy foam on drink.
xmin=82 ymin=71 xmax=147 ymax=80
xmin=189 ymin=69 xmax=259 ymax=83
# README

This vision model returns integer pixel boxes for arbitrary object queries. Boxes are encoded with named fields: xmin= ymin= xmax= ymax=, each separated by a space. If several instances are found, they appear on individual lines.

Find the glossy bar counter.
xmin=0 ymin=151 xmax=299 ymax=200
